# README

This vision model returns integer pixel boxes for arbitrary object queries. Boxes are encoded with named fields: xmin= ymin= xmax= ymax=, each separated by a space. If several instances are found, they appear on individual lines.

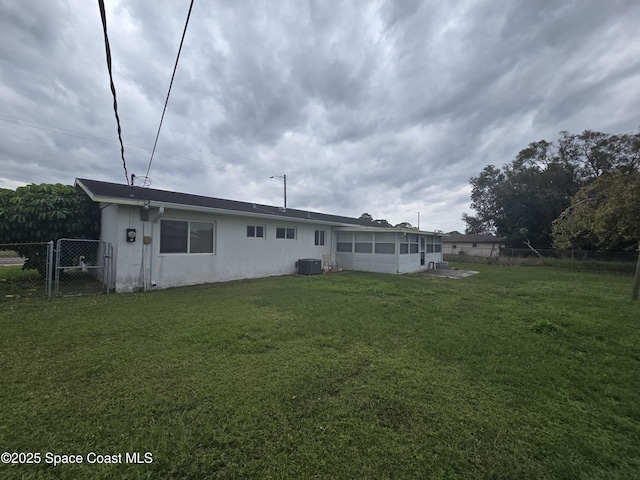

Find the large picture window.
xmin=160 ymin=220 xmax=214 ymax=254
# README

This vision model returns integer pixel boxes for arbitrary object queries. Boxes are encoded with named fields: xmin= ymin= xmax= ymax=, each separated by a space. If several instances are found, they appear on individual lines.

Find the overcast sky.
xmin=1 ymin=0 xmax=639 ymax=232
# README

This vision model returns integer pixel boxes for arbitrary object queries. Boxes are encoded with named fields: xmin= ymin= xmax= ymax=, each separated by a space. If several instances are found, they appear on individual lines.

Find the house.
xmin=75 ymin=178 xmax=444 ymax=292
xmin=443 ymin=234 xmax=503 ymax=257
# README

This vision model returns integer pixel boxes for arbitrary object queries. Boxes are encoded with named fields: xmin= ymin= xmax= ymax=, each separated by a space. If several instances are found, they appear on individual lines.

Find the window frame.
xmin=314 ymin=229 xmax=326 ymax=246
xmin=247 ymin=224 xmax=265 ymax=239
xmin=276 ymin=226 xmax=296 ymax=240
xmin=160 ymin=219 xmax=215 ymax=255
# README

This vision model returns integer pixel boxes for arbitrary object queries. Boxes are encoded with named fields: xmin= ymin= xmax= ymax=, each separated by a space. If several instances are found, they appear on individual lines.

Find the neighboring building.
xmin=76 ymin=179 xmax=444 ymax=292
xmin=443 ymin=234 xmax=503 ymax=257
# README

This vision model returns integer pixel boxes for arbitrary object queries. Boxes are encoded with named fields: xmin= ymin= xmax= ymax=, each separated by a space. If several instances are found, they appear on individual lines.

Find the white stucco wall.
xmin=335 ymin=232 xmax=443 ymax=275
xmin=444 ymin=242 xmax=500 ymax=257
xmin=103 ymin=205 xmax=445 ymax=292
xmin=108 ymin=206 xmax=333 ymax=292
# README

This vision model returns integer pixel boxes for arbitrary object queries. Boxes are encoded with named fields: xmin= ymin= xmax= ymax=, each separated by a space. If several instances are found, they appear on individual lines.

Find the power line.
xmin=0 ymin=113 xmax=269 ymax=182
xmin=97 ymin=0 xmax=130 ymax=186
xmin=145 ymin=0 xmax=196 ymax=180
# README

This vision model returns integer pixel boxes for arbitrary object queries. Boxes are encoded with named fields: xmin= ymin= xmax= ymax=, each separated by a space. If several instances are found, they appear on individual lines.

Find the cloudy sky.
xmin=1 ymin=0 xmax=639 ymax=232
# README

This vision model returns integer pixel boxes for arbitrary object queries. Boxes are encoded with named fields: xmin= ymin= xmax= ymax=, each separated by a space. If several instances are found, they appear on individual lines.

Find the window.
xmin=160 ymin=220 xmax=188 ymax=253
xmin=472 ymin=243 xmax=478 ymax=248
xmin=160 ymin=220 xmax=214 ymax=254
xmin=314 ymin=230 xmax=325 ymax=246
xmin=374 ymin=232 xmax=395 ymax=254
xmin=375 ymin=243 xmax=395 ymax=254
xmin=276 ymin=227 xmax=296 ymax=239
xmin=400 ymin=234 xmax=418 ymax=254
xmin=337 ymin=232 xmax=353 ymax=252
xmin=190 ymin=222 xmax=214 ymax=253
xmin=355 ymin=243 xmax=373 ymax=253
xmin=355 ymin=232 xmax=372 ymax=253
xmin=247 ymin=225 xmax=265 ymax=238
xmin=337 ymin=242 xmax=353 ymax=252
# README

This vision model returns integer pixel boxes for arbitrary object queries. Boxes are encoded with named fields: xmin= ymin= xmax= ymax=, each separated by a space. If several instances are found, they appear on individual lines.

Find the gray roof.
xmin=76 ymin=178 xmax=386 ymax=228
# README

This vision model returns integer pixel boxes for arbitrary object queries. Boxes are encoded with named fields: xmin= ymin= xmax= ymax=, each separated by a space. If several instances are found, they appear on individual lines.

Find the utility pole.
xmin=270 ymin=174 xmax=287 ymax=209
xmin=406 ymin=210 xmax=420 ymax=230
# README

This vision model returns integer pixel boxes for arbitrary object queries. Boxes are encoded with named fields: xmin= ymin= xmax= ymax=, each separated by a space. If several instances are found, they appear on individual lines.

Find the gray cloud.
xmin=1 ymin=0 xmax=639 ymax=232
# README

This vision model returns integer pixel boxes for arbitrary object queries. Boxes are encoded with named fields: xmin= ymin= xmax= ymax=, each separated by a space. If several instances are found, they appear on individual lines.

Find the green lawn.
xmin=1 ymin=265 xmax=638 ymax=479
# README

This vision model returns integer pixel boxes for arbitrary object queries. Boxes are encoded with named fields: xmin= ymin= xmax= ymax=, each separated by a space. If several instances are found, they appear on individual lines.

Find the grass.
xmin=0 ymin=265 xmax=44 ymax=300
xmin=0 ymin=264 xmax=639 ymax=479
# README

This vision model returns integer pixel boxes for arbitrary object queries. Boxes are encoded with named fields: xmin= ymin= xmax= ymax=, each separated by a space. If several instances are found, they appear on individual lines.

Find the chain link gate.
xmin=54 ymin=239 xmax=112 ymax=296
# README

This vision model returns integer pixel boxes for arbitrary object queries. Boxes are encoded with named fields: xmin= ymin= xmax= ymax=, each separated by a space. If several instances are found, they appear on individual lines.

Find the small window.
xmin=410 ymin=244 xmax=419 ymax=254
xmin=400 ymin=244 xmax=409 ymax=254
xmin=435 ymin=244 xmax=442 ymax=253
xmin=452 ymin=244 xmax=457 ymax=249
xmin=276 ymin=227 xmax=296 ymax=240
xmin=247 ymin=225 xmax=265 ymax=238
xmin=314 ymin=230 xmax=325 ymax=246
xmin=472 ymin=243 xmax=478 ymax=248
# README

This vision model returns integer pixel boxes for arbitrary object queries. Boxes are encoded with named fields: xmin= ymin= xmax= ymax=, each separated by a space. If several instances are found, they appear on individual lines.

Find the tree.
xmin=552 ymin=172 xmax=640 ymax=251
xmin=0 ymin=184 xmax=100 ymax=274
xmin=0 ymin=188 xmax=12 ymax=242
xmin=395 ymin=222 xmax=415 ymax=229
xmin=463 ymin=130 xmax=639 ymax=248
xmin=373 ymin=219 xmax=392 ymax=227
xmin=358 ymin=213 xmax=373 ymax=221
xmin=463 ymin=147 xmax=580 ymax=247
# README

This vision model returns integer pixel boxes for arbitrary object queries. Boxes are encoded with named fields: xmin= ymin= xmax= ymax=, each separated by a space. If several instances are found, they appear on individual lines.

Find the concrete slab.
xmin=415 ymin=268 xmax=479 ymax=279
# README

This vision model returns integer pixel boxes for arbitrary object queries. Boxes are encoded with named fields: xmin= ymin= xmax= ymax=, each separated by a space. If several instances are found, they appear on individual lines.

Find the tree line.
xmin=463 ymin=130 xmax=640 ymax=251
xmin=0 ymin=184 xmax=99 ymax=274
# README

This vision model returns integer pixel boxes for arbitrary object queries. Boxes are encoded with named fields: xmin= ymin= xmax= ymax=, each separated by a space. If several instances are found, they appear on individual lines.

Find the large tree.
xmin=552 ymin=172 xmax=640 ymax=251
xmin=463 ymin=130 xmax=640 ymax=249
xmin=0 ymin=184 xmax=100 ymax=274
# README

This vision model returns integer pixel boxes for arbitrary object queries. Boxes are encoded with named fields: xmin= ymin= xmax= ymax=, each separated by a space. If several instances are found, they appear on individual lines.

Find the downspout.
xmin=150 ymin=207 xmax=165 ymax=288
xmin=396 ymin=233 xmax=401 ymax=274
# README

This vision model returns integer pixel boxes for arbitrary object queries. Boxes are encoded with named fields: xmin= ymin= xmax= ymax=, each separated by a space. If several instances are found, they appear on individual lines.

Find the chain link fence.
xmin=1 ymin=240 xmax=113 ymax=300
xmin=0 ymin=242 xmax=52 ymax=300
xmin=55 ymin=239 xmax=112 ymax=296
xmin=445 ymin=248 xmax=638 ymax=274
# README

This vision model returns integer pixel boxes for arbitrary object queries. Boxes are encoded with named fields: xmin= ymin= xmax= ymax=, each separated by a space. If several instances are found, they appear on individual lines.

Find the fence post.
xmin=633 ymin=242 xmax=640 ymax=301
xmin=46 ymin=240 xmax=54 ymax=297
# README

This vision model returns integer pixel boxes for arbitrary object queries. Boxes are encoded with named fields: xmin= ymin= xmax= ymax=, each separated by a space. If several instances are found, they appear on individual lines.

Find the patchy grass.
xmin=0 ymin=266 xmax=638 ymax=479
xmin=0 ymin=265 xmax=45 ymax=300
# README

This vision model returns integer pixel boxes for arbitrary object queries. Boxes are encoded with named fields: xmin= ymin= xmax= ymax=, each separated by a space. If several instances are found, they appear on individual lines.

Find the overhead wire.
xmin=145 ymin=0 xmax=196 ymax=181
xmin=0 ymin=113 xmax=268 ymax=183
xmin=97 ymin=0 xmax=130 ymax=186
